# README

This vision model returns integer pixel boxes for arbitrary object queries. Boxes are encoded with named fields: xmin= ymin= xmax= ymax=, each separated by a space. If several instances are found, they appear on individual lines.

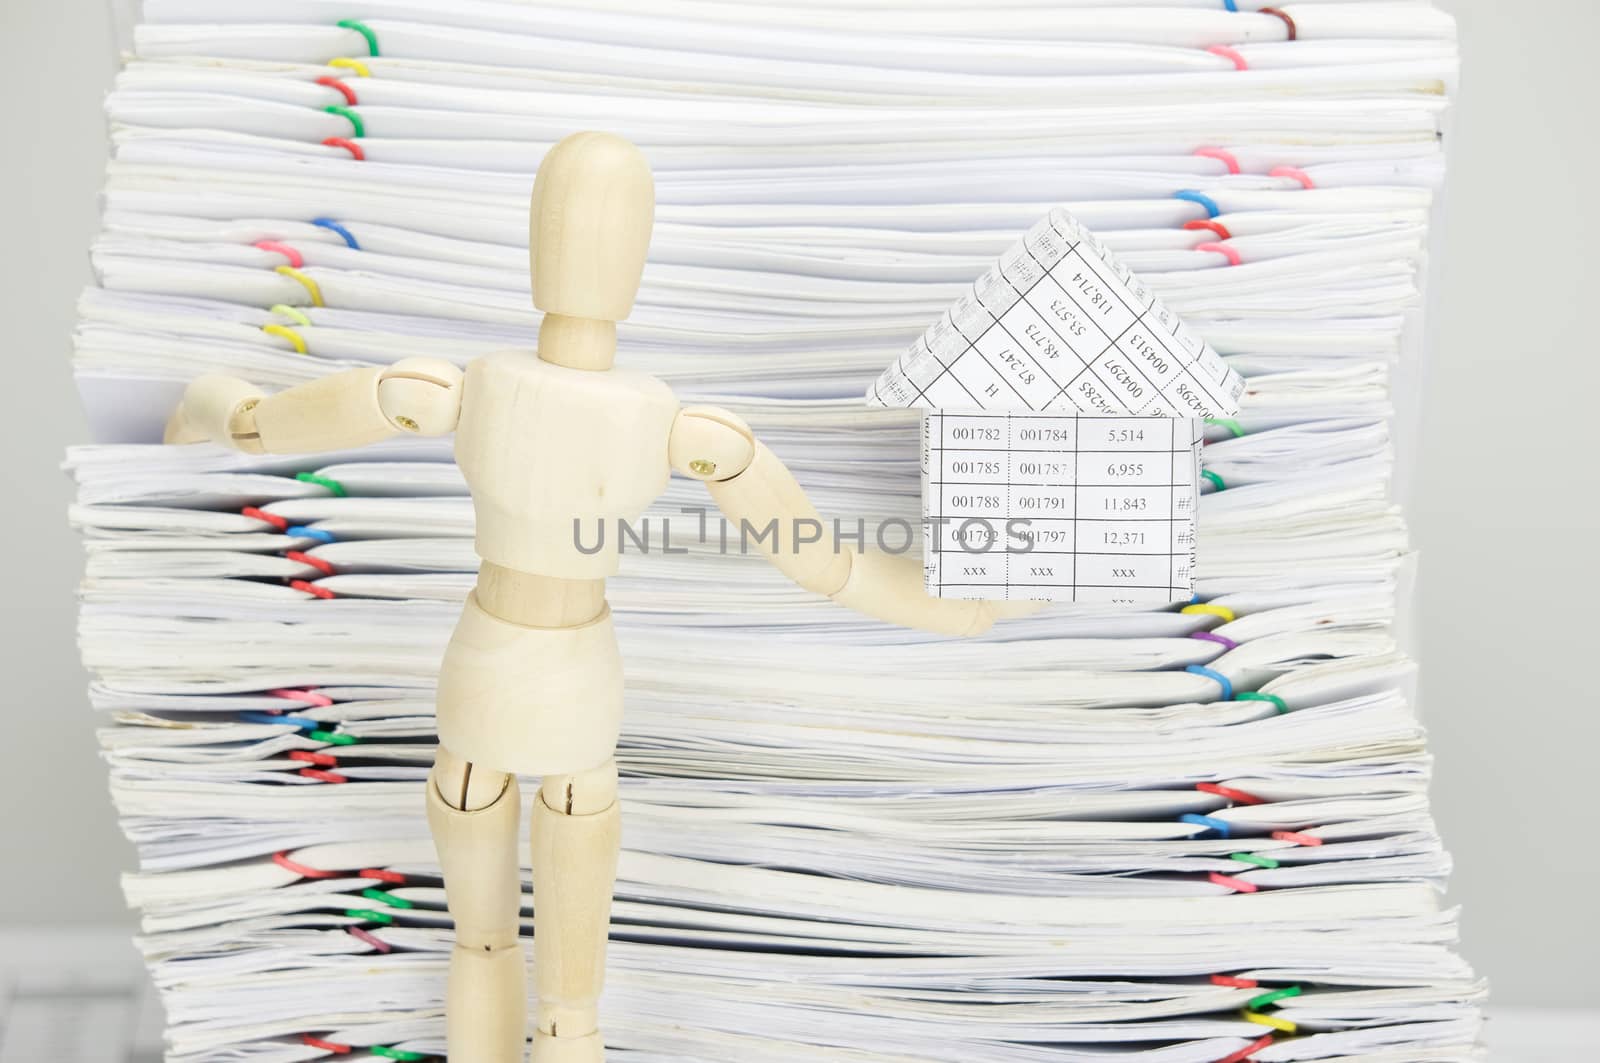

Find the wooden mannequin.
xmin=165 ymin=131 xmax=1038 ymax=1062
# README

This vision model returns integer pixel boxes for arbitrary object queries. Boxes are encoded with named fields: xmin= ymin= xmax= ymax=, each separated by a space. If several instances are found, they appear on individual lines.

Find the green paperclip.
xmin=296 ymin=472 xmax=347 ymax=496
xmin=362 ymin=888 xmax=413 ymax=909
xmin=335 ymin=18 xmax=380 ymax=57
xmin=1236 ymin=691 xmax=1289 ymax=714
xmin=370 ymin=1048 xmax=428 ymax=1061
xmin=324 ymin=104 xmax=365 ymax=138
xmin=1206 ymin=417 xmax=1246 ymax=438
xmin=343 ymin=908 xmax=394 ymax=925
xmin=1200 ymin=469 xmax=1226 ymax=491
xmin=1229 ymin=852 xmax=1280 ymax=869
xmin=1247 ymin=984 xmax=1304 ymax=1010
xmin=309 ymin=730 xmax=358 ymax=745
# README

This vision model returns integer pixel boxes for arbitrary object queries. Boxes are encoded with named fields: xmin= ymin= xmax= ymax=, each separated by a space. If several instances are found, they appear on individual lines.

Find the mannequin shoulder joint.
xmin=377 ymin=358 xmax=465 ymax=435
xmin=668 ymin=406 xmax=755 ymax=481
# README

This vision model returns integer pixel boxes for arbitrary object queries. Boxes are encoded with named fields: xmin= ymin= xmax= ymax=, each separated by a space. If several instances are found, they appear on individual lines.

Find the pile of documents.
xmin=69 ymin=2 xmax=1481 ymax=1060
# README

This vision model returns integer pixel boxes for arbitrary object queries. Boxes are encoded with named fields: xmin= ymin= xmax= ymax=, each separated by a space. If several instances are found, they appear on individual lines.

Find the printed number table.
xmin=923 ymin=413 xmax=1201 ymax=603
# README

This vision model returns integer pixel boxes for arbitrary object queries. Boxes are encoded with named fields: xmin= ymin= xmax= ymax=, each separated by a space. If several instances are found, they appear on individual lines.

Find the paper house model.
xmin=868 ymin=209 xmax=1244 ymax=605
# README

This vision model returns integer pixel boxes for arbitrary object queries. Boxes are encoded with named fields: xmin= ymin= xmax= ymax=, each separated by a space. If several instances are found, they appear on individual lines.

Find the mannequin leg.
xmin=530 ymin=758 xmax=621 ymax=1063
xmin=427 ymin=744 xmax=527 ymax=1063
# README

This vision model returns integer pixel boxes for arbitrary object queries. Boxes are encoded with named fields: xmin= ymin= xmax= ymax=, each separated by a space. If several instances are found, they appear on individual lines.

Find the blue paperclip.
xmin=1186 ymin=664 xmax=1234 ymax=701
xmin=1174 ymin=190 xmax=1222 ymax=219
xmin=1180 ymin=813 xmax=1233 ymax=838
xmin=312 ymin=217 xmax=362 ymax=250
xmin=241 ymin=712 xmax=320 ymax=730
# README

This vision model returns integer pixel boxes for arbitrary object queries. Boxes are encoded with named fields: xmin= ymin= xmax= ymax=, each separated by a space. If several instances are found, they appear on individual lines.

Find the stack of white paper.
xmin=68 ymin=2 xmax=1480 ymax=1061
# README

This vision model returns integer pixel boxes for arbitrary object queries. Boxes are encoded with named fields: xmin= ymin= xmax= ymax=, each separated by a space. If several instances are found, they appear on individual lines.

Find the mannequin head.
xmin=529 ymin=131 xmax=655 ymax=323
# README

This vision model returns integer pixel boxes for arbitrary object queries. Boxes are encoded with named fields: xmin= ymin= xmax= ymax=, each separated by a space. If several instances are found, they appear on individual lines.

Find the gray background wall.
xmin=1 ymin=0 xmax=1594 ymax=1012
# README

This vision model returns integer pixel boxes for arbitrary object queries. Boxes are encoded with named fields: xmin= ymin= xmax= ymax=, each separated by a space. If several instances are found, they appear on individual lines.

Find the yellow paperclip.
xmin=328 ymin=57 xmax=371 ymax=77
xmin=1241 ymin=1011 xmax=1297 ymax=1035
xmin=1177 ymin=605 xmax=1235 ymax=624
xmin=1182 ymin=603 xmax=1236 ymax=623
xmin=275 ymin=266 xmax=325 ymax=307
xmin=261 ymin=324 xmax=308 ymax=355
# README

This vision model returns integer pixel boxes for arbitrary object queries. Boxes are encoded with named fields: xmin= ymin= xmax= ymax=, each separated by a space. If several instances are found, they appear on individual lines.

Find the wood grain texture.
xmin=476 ymin=563 xmax=606 ymax=628
xmin=425 ymin=764 xmax=523 ymax=949
xmin=531 ymin=782 xmax=620 ymax=1041
xmin=530 ymin=132 xmax=654 ymax=323
xmin=538 ymin=313 xmax=618 ymax=372
xmin=446 ymin=944 xmax=529 ymax=1063
xmin=427 ymin=763 xmax=528 ymax=1062
xmin=375 ymin=356 xmax=464 ymax=435
xmin=249 ymin=367 xmax=394 ymax=454
xmin=833 ymin=548 xmax=1044 ymax=636
xmin=435 ymin=591 xmax=624 ymax=777
xmin=163 ymin=375 xmax=264 ymax=451
xmin=668 ymin=406 xmax=756 ymax=481
xmin=704 ymin=440 xmax=853 ymax=595
xmin=453 ymin=351 xmax=678 ymax=579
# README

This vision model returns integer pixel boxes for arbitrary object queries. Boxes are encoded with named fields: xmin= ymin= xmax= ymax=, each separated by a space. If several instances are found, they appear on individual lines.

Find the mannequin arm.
xmin=164 ymin=358 xmax=464 ymax=454
xmin=668 ymin=406 xmax=1044 ymax=637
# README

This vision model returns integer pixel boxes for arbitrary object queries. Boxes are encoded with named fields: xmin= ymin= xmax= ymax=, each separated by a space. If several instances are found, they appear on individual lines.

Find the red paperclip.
xmin=1197 ymin=782 xmax=1266 ymax=806
xmin=1271 ymin=830 xmax=1323 ymax=847
xmin=322 ymin=136 xmax=365 ymax=161
xmin=1183 ymin=219 xmax=1234 ymax=241
xmin=290 ymin=579 xmax=337 ymax=600
xmin=254 ymin=241 xmax=304 ymax=268
xmin=286 ymin=550 xmax=336 ymax=577
xmin=1194 ymin=147 xmax=1241 ymax=175
xmin=272 ymin=688 xmax=335 ymax=708
xmin=241 ymin=506 xmax=288 ymax=532
xmin=1208 ymin=871 xmax=1259 ymax=893
xmin=1196 ymin=241 xmax=1242 ymax=267
xmin=1206 ymin=44 xmax=1248 ymax=71
xmin=1210 ymin=974 xmax=1260 ymax=989
xmin=302 ymin=1033 xmax=353 ymax=1054
xmin=1215 ymin=1033 xmax=1275 ymax=1063
xmin=314 ymin=75 xmax=359 ymax=106
xmin=1269 ymin=165 xmax=1315 ymax=190
xmin=289 ymin=750 xmax=339 ymax=767
xmin=273 ymin=851 xmax=343 ymax=879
